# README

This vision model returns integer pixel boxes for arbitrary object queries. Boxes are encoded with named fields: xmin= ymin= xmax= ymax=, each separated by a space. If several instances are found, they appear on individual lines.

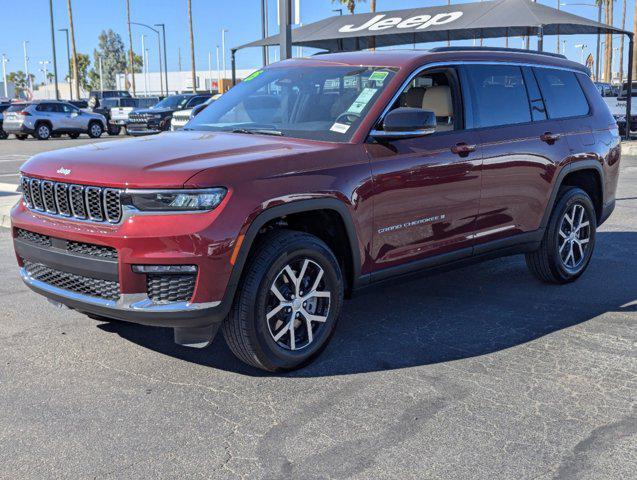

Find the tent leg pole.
xmin=625 ymin=35 xmax=633 ymax=141
xmin=231 ymin=49 xmax=237 ymax=87
xmin=537 ymin=25 xmax=544 ymax=52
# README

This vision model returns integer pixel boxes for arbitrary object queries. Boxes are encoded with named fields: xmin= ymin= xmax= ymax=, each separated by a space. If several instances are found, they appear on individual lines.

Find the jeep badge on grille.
xmin=56 ymin=167 xmax=71 ymax=176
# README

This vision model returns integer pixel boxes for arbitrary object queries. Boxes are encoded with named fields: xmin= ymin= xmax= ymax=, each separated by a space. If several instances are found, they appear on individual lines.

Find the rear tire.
xmin=35 ymin=123 xmax=51 ymax=140
xmin=222 ymin=230 xmax=344 ymax=372
xmin=88 ymin=121 xmax=103 ymax=138
xmin=107 ymin=124 xmax=121 ymax=136
xmin=0 ymin=129 xmax=7 ymax=139
xmin=68 ymin=132 xmax=80 ymax=139
xmin=15 ymin=134 xmax=27 ymax=140
xmin=525 ymin=187 xmax=596 ymax=284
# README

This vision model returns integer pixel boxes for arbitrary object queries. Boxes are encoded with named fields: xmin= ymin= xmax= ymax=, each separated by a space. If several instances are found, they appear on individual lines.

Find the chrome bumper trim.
xmin=20 ymin=267 xmax=220 ymax=312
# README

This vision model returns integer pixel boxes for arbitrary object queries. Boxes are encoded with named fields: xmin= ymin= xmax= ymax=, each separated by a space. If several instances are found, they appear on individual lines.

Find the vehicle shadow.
xmin=98 ymin=231 xmax=637 ymax=377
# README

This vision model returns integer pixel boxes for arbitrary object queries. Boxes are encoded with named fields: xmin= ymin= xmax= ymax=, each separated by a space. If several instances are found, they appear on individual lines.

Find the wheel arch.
xmin=221 ymin=198 xmax=363 ymax=312
xmin=540 ymin=160 xmax=605 ymax=229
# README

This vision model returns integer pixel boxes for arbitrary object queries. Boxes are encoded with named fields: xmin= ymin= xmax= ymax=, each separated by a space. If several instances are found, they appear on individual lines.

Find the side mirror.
xmin=370 ymin=107 xmax=436 ymax=140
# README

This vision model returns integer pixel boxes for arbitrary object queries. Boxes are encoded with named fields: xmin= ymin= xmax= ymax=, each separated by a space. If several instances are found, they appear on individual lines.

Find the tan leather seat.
xmin=421 ymin=85 xmax=454 ymax=130
xmin=403 ymin=87 xmax=426 ymax=108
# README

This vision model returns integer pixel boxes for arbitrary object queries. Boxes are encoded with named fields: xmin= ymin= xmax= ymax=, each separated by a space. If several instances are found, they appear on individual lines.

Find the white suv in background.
xmin=171 ymin=94 xmax=220 ymax=131
xmin=3 ymin=100 xmax=107 ymax=140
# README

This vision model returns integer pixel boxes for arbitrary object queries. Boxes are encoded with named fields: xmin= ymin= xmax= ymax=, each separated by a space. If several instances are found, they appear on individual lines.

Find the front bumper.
xmin=11 ymin=199 xmax=236 ymax=330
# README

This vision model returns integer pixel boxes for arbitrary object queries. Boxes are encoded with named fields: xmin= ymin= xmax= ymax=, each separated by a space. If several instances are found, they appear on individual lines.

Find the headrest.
xmin=404 ymin=87 xmax=426 ymax=108
xmin=421 ymin=85 xmax=453 ymax=118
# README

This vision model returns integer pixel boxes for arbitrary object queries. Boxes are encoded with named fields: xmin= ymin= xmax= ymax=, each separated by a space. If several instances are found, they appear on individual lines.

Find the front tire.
xmin=88 ymin=121 xmax=103 ymax=138
xmin=107 ymin=124 xmax=121 ymax=136
xmin=35 ymin=123 xmax=51 ymax=140
xmin=526 ymin=187 xmax=596 ymax=284
xmin=222 ymin=230 xmax=344 ymax=372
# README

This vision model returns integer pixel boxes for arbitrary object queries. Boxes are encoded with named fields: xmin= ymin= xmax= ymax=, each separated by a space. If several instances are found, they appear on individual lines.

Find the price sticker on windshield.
xmin=244 ymin=70 xmax=264 ymax=82
xmin=369 ymin=71 xmax=390 ymax=83
xmin=346 ymin=88 xmax=378 ymax=115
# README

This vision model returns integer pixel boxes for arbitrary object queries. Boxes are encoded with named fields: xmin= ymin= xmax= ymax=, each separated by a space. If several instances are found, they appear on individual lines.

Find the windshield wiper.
xmin=231 ymin=128 xmax=282 ymax=136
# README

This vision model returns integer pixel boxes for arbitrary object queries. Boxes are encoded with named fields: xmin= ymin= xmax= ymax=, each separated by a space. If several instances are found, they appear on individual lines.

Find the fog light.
xmin=132 ymin=265 xmax=197 ymax=274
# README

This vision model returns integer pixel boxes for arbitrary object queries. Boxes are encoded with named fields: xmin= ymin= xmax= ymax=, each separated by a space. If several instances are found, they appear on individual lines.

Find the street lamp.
xmin=48 ymin=0 xmax=59 ymax=99
xmin=39 ymin=60 xmax=51 ymax=98
xmin=58 ymin=28 xmax=71 ymax=99
xmin=560 ymin=3 xmax=602 ymax=81
xmin=1 ymin=54 xmax=8 ymax=98
xmin=23 ymin=41 xmax=32 ymax=95
xmin=221 ymin=29 xmax=228 ymax=92
xmin=154 ymin=24 xmax=169 ymax=94
xmin=574 ymin=43 xmax=588 ymax=64
xmin=131 ymin=22 xmax=164 ymax=96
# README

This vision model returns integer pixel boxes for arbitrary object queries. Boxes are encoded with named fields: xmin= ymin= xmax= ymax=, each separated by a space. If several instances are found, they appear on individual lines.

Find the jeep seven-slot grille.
xmin=21 ymin=176 xmax=122 ymax=223
xmin=24 ymin=261 xmax=120 ymax=301
xmin=147 ymin=274 xmax=196 ymax=303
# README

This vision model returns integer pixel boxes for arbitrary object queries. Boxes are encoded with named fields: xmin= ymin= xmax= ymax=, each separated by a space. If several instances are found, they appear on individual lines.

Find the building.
xmin=115 ymin=68 xmax=257 ymax=96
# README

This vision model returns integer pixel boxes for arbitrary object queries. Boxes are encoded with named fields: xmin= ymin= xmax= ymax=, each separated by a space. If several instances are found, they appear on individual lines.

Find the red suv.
xmin=11 ymin=48 xmax=621 ymax=371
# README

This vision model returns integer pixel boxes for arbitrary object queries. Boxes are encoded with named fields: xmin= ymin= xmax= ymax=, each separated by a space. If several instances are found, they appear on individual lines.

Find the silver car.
xmin=2 ymin=100 xmax=107 ymax=140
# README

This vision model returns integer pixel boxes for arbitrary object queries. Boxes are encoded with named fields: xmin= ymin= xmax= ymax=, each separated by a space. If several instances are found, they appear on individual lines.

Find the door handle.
xmin=540 ymin=132 xmax=562 ymax=144
xmin=451 ymin=143 xmax=477 ymax=157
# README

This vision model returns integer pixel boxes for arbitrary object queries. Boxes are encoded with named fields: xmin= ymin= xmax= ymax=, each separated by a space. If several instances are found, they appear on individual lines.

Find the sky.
xmin=0 ymin=0 xmax=634 ymax=85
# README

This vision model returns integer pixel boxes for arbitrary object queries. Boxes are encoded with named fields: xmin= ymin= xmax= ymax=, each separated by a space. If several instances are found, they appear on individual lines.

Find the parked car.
xmin=87 ymin=90 xmax=131 ymax=109
xmin=0 ymin=102 xmax=10 ymax=139
xmin=68 ymin=100 xmax=89 ymax=109
xmin=605 ymin=81 xmax=637 ymax=137
xmin=11 ymin=48 xmax=621 ymax=371
xmin=3 ymin=100 xmax=107 ymax=140
xmin=127 ymin=93 xmax=212 ymax=135
xmin=110 ymin=97 xmax=160 ymax=133
xmin=594 ymin=82 xmax=616 ymax=97
xmin=171 ymin=94 xmax=220 ymax=131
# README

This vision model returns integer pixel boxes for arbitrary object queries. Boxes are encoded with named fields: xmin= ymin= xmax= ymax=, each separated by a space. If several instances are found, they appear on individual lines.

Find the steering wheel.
xmin=334 ymin=111 xmax=361 ymax=125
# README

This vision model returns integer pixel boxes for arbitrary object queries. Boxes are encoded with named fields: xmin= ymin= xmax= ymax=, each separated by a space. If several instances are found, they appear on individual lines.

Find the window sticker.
xmin=244 ymin=70 xmax=264 ymax=82
xmin=369 ymin=71 xmax=390 ymax=83
xmin=346 ymin=88 xmax=378 ymax=114
xmin=330 ymin=122 xmax=351 ymax=134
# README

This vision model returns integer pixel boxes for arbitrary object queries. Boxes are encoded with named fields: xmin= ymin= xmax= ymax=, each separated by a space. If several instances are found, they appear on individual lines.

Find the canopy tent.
xmin=231 ymin=0 xmax=634 ymax=138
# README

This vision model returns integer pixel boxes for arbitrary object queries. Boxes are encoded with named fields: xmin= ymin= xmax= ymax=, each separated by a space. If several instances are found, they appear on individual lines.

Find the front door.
xmin=367 ymin=67 xmax=482 ymax=271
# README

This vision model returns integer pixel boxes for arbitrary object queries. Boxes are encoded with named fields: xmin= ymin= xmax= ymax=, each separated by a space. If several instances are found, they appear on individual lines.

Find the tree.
xmin=7 ymin=71 xmax=34 ymax=98
xmin=126 ymin=0 xmax=136 ymax=95
xmin=67 ymin=0 xmax=80 ymax=99
xmin=188 ymin=0 xmax=196 ymax=93
xmin=332 ymin=0 xmax=365 ymax=14
xmin=85 ymin=30 xmax=132 ymax=90
xmin=603 ymin=0 xmax=614 ymax=82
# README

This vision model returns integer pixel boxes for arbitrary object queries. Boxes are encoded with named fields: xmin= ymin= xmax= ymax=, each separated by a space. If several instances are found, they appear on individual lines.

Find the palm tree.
xmin=332 ymin=0 xmax=365 ymax=14
xmin=603 ymin=0 xmax=614 ymax=82
xmin=188 ymin=0 xmax=196 ymax=93
xmin=126 ymin=0 xmax=136 ymax=95
xmin=66 ymin=0 xmax=80 ymax=99
xmin=618 ymin=0 xmax=626 ymax=82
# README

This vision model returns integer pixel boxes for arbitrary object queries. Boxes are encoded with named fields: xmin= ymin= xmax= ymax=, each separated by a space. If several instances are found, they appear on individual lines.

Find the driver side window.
xmin=390 ymin=69 xmax=461 ymax=133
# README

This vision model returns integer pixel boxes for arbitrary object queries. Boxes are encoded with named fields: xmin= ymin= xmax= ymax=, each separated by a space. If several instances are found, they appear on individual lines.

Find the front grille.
xmin=16 ymin=228 xmax=52 ymax=247
xmin=24 ymin=261 xmax=120 ymax=301
xmin=67 ymin=240 xmax=118 ymax=259
xmin=21 ymin=177 xmax=122 ymax=223
xmin=147 ymin=274 xmax=196 ymax=303
xmin=128 ymin=113 xmax=150 ymax=124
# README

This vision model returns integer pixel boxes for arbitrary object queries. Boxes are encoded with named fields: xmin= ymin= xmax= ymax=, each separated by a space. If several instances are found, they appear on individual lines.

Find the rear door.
xmin=465 ymin=63 xmax=572 ymax=245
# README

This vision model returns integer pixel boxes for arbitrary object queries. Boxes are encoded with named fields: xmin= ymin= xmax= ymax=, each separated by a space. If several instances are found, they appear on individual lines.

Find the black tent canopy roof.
xmin=237 ymin=0 xmax=631 ymax=52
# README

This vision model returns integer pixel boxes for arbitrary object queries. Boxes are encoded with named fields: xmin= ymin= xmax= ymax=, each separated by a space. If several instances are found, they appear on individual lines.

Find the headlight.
xmin=124 ymin=188 xmax=227 ymax=212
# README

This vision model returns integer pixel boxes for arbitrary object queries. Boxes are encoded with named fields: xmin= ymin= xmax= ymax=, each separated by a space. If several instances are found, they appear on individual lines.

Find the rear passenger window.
xmin=533 ymin=68 xmax=590 ymax=119
xmin=466 ymin=65 xmax=531 ymax=128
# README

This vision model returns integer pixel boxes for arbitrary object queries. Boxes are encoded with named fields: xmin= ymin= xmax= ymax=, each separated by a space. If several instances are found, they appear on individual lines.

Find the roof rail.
xmin=429 ymin=46 xmax=567 ymax=60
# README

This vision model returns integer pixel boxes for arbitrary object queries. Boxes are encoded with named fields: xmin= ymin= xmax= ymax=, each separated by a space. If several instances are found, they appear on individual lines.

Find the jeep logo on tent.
xmin=339 ymin=11 xmax=464 ymax=33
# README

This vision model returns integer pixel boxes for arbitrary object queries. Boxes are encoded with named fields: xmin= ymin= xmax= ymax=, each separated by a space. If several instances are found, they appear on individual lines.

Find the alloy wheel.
xmin=90 ymin=124 xmax=102 ymax=137
xmin=558 ymin=203 xmax=591 ymax=270
xmin=266 ymin=258 xmax=331 ymax=351
xmin=38 ymin=125 xmax=50 ymax=139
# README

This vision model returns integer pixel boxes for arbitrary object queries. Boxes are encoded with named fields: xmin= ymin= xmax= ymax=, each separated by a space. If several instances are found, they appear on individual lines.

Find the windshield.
xmin=153 ymin=95 xmax=191 ymax=110
xmin=187 ymin=65 xmax=397 ymax=142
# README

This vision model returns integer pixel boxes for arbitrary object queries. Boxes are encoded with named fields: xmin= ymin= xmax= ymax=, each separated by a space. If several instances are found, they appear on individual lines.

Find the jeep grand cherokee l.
xmin=11 ymin=49 xmax=620 ymax=371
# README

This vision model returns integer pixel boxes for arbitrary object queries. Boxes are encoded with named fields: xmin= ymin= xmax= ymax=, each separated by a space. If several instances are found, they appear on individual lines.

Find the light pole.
xmin=560 ymin=3 xmax=602 ymax=80
xmin=154 ymin=24 xmax=169 ymax=94
xmin=58 ymin=28 xmax=71 ymax=99
xmin=208 ymin=51 xmax=212 ymax=93
xmin=261 ymin=0 xmax=269 ymax=66
xmin=221 ymin=29 xmax=228 ymax=92
xmin=39 ymin=60 xmax=51 ymax=98
xmin=1 ymin=54 xmax=8 ymax=98
xmin=216 ymin=45 xmax=221 ymax=94
xmin=131 ymin=22 xmax=164 ymax=95
xmin=575 ymin=43 xmax=588 ymax=64
xmin=141 ymin=34 xmax=148 ymax=96
xmin=23 ymin=41 xmax=32 ymax=95
xmin=48 ymin=0 xmax=60 ymax=99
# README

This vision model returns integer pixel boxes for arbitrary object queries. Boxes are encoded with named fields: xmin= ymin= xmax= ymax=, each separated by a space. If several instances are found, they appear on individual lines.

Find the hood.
xmin=20 ymin=131 xmax=336 ymax=188
xmin=134 ymin=107 xmax=174 ymax=115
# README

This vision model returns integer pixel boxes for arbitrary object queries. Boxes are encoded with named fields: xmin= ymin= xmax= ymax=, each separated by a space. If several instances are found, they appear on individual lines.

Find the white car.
xmin=604 ymin=81 xmax=636 ymax=137
xmin=109 ymin=97 xmax=160 ymax=133
xmin=171 ymin=94 xmax=220 ymax=131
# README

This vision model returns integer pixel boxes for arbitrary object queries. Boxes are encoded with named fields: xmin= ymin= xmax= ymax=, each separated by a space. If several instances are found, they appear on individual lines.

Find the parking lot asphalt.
xmin=0 ymin=141 xmax=635 ymax=479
